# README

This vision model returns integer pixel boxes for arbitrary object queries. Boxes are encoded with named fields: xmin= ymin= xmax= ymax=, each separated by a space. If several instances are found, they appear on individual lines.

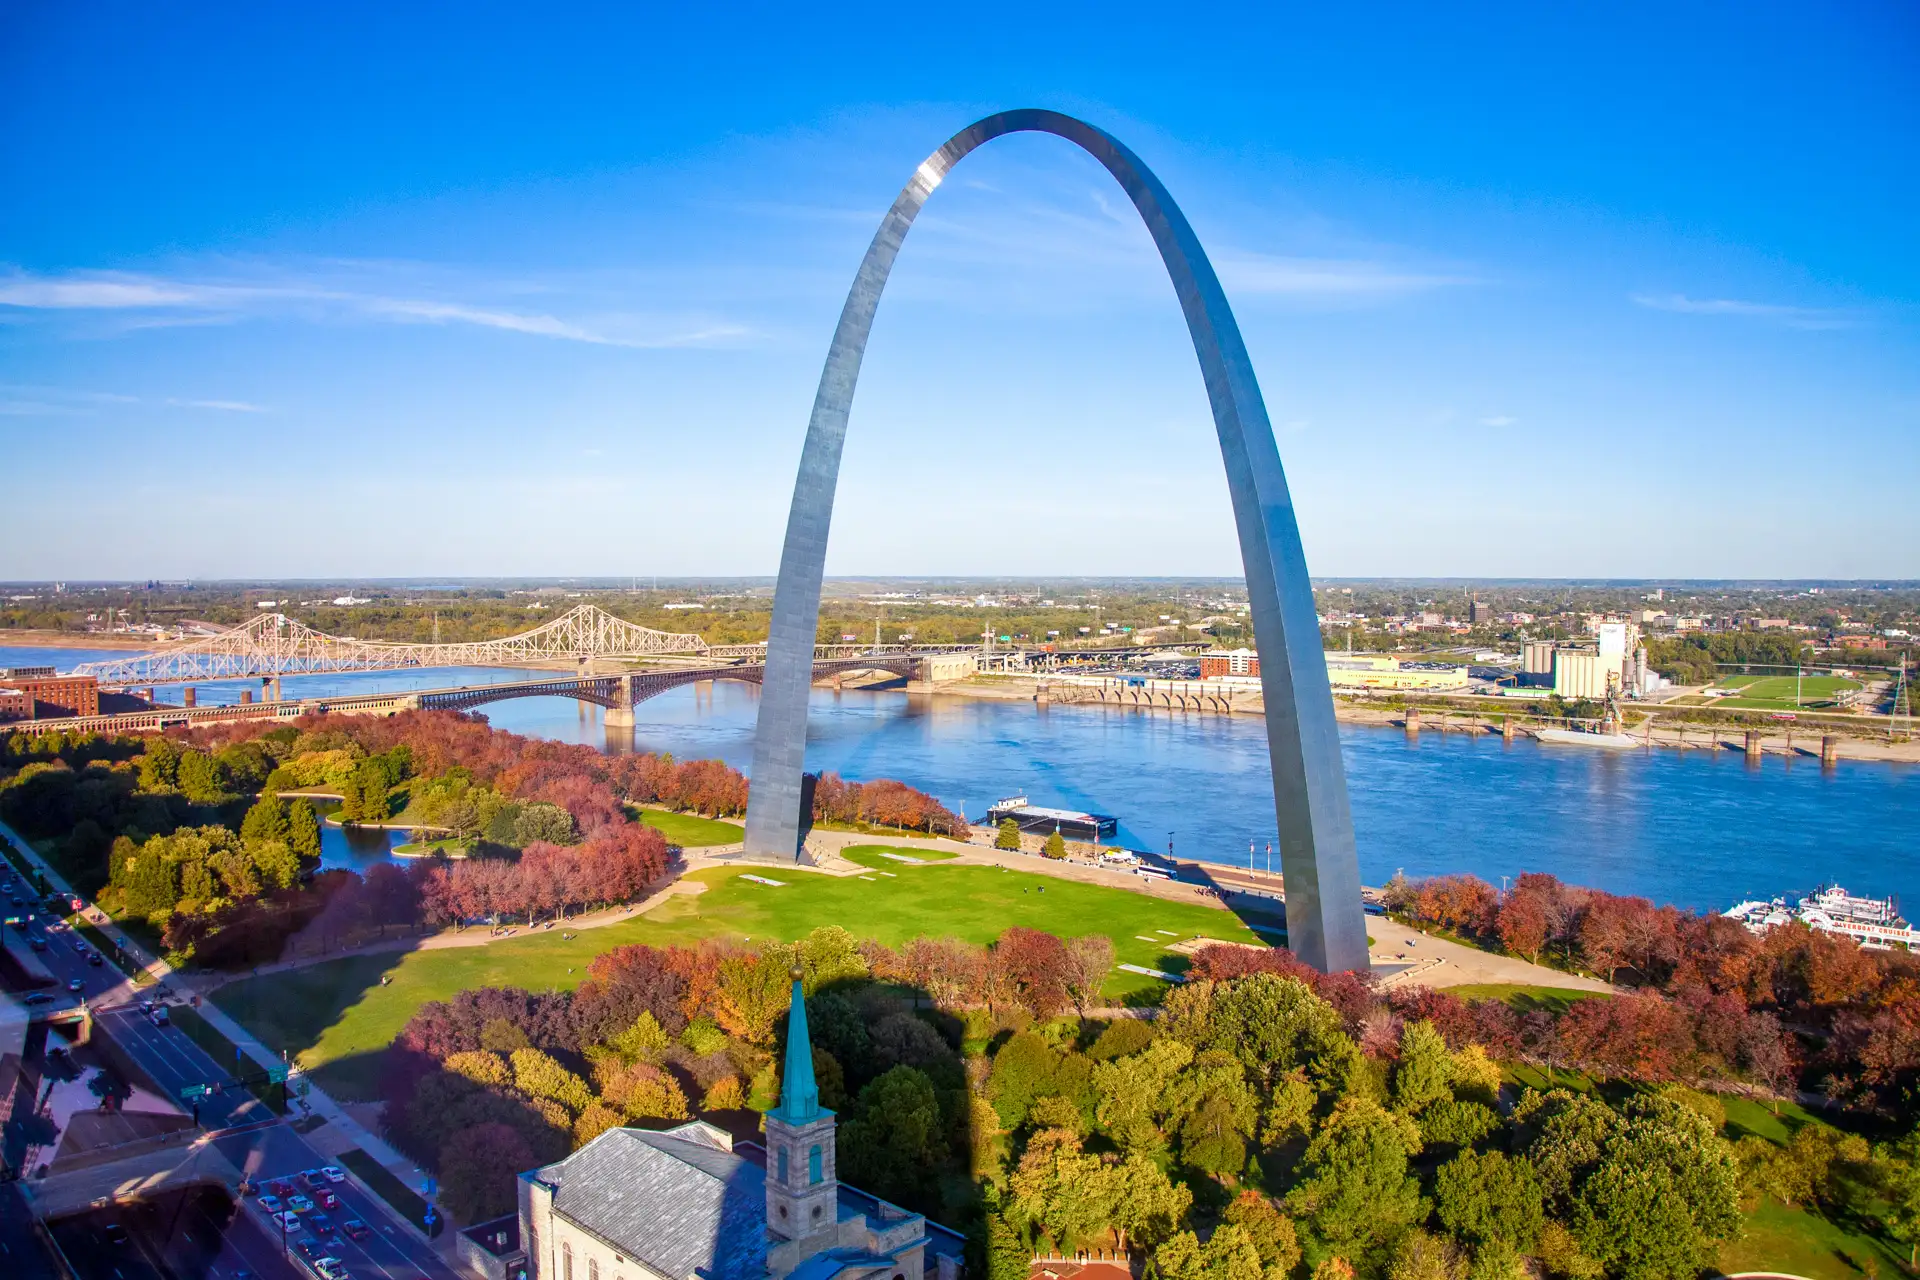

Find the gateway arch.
xmin=742 ymin=109 xmax=1368 ymax=973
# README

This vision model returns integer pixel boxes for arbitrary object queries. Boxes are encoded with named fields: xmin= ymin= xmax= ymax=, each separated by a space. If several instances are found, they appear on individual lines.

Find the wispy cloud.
xmin=1480 ymin=415 xmax=1517 ymax=427
xmin=1630 ymin=293 xmax=1860 ymax=330
xmin=1217 ymin=252 xmax=1475 ymax=298
xmin=167 ymin=398 xmax=268 ymax=413
xmin=0 ymin=265 xmax=751 ymax=349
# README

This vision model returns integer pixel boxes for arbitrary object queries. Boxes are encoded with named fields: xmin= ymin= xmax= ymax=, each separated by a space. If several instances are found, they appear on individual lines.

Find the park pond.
xmin=5 ymin=644 xmax=1915 ymax=912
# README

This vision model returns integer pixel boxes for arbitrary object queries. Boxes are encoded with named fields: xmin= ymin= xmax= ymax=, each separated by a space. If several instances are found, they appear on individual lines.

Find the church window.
xmin=808 ymin=1144 xmax=822 ymax=1184
xmin=777 ymin=1146 xmax=788 ymax=1183
xmin=561 ymin=1244 xmax=573 ymax=1280
xmin=588 ymin=1260 xmax=599 ymax=1280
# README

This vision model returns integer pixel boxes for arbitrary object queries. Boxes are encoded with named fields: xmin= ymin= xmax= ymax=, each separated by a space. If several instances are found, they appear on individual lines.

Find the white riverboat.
xmin=1724 ymin=886 xmax=1916 ymax=950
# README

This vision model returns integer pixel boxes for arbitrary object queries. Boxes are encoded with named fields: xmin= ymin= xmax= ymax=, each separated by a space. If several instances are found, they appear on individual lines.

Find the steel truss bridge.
xmin=65 ymin=604 xmax=981 ymax=686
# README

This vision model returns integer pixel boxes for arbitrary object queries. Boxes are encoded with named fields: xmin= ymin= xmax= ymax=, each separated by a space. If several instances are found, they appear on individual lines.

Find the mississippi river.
xmin=5 ymin=646 xmax=1912 ymax=913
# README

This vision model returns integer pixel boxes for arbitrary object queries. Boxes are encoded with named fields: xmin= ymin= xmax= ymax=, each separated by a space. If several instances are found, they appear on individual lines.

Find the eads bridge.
xmin=418 ymin=654 xmax=924 ymax=727
xmin=9 ymin=654 xmax=927 ymax=736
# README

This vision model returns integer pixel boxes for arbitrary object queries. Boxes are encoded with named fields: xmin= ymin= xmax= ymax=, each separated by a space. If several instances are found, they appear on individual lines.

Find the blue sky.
xmin=2 ymin=3 xmax=1915 ymax=580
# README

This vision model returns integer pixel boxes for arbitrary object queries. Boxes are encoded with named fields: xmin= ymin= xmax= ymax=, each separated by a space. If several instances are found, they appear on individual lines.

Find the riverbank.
xmin=0 ymin=629 xmax=157 ymax=650
xmin=915 ymin=676 xmax=1920 ymax=764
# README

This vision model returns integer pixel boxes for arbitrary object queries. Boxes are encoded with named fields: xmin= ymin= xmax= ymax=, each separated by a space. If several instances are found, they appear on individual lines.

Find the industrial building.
xmin=0 ymin=669 xmax=99 ymax=720
xmin=1324 ymin=653 xmax=1470 ymax=691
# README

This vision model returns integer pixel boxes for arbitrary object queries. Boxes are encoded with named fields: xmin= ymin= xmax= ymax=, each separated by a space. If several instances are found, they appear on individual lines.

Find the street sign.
xmin=266 ymin=1065 xmax=288 ymax=1084
xmin=178 ymin=1084 xmax=208 ymax=1101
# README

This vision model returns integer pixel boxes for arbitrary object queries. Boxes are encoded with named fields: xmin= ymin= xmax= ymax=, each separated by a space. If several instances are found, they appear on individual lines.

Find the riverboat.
xmin=1724 ymin=886 xmax=1916 ymax=950
xmin=985 ymin=795 xmax=1118 ymax=841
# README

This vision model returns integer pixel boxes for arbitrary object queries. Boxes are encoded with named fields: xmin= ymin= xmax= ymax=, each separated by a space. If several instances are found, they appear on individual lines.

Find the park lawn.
xmin=1710 ymin=674 xmax=1861 ymax=710
xmin=391 ymin=838 xmax=468 ymax=856
xmin=1445 ymin=983 xmax=1610 ymax=1015
xmin=838 ymin=844 xmax=959 ymax=870
xmin=1722 ymin=1197 xmax=1906 ymax=1280
xmin=213 ymin=863 xmax=1261 ymax=1101
xmin=636 ymin=808 xmax=744 ymax=847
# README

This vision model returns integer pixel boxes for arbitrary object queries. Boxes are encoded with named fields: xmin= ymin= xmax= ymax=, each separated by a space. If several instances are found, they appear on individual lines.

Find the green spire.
xmin=769 ymin=970 xmax=826 ymax=1125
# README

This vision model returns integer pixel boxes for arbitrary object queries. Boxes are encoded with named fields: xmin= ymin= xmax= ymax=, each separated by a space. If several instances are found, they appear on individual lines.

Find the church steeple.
xmin=764 ymin=968 xmax=838 ymax=1253
xmin=769 ymin=970 xmax=823 ymax=1126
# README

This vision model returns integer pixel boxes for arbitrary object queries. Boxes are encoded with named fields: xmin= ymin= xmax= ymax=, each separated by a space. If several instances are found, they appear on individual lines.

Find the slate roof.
xmin=533 ymin=1124 xmax=767 ymax=1280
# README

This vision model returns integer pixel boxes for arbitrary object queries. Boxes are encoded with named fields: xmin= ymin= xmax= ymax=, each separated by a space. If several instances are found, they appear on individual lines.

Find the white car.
xmin=271 ymin=1209 xmax=302 ymax=1232
xmin=319 ymin=1166 xmax=346 ymax=1184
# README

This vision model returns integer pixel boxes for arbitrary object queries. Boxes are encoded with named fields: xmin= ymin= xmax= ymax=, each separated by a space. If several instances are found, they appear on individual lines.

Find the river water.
xmin=6 ymin=645 xmax=1914 ymax=912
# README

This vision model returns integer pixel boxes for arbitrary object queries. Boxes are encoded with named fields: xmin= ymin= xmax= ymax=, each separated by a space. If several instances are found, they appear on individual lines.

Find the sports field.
xmin=837 ymin=843 xmax=959 ymax=869
xmin=212 ymin=862 xmax=1259 ymax=1100
xmin=1708 ymin=673 xmax=1861 ymax=710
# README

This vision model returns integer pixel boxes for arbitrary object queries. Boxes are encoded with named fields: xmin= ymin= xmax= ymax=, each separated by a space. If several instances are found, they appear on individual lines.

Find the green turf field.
xmin=212 ymin=863 xmax=1259 ymax=1100
xmin=636 ymin=808 xmax=745 ymax=846
xmin=1444 ymin=983 xmax=1609 ymax=1014
xmin=1709 ymin=673 xmax=1861 ymax=710
xmin=838 ymin=844 xmax=960 ymax=869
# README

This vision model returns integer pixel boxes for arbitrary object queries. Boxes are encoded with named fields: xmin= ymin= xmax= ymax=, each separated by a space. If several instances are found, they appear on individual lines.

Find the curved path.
xmin=740 ymin=109 xmax=1366 ymax=973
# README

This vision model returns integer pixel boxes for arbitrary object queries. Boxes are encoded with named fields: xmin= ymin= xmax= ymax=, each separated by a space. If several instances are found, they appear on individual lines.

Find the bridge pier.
xmin=605 ymin=673 xmax=637 ymax=727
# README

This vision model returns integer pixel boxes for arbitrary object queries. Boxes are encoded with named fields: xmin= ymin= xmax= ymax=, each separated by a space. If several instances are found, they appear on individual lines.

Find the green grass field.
xmin=1444 ymin=983 xmax=1609 ymax=1014
xmin=636 ymin=808 xmax=744 ymax=846
xmin=838 ymin=844 xmax=960 ymax=870
xmin=213 ymin=862 xmax=1260 ymax=1100
xmin=1710 ymin=673 xmax=1862 ymax=711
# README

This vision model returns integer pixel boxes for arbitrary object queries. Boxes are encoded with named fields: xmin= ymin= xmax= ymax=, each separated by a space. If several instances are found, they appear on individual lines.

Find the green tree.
xmin=1223 ymin=1190 xmax=1301 ymax=1275
xmin=1155 ymin=1226 xmax=1267 ymax=1280
xmin=1284 ymin=1097 xmax=1425 ymax=1260
xmin=1167 ymin=975 xmax=1359 ymax=1094
xmin=137 ymin=738 xmax=180 ymax=792
xmin=1043 ymin=830 xmax=1066 ymax=859
xmin=1879 ymin=1127 xmax=1920 ymax=1267
xmin=286 ymin=798 xmax=322 ymax=865
xmin=995 ymin=818 xmax=1021 ymax=850
xmin=250 ymin=839 xmax=301 ymax=891
xmin=1112 ymin=1152 xmax=1192 ymax=1252
xmin=1389 ymin=1230 xmax=1467 ymax=1280
xmin=509 ymin=1047 xmax=594 ymax=1113
xmin=175 ymin=750 xmax=226 ymax=804
xmin=119 ymin=841 xmax=180 ymax=921
xmin=511 ymin=801 xmax=574 ymax=846
xmin=240 ymin=794 xmax=290 ymax=845
xmin=342 ymin=758 xmax=392 ymax=822
xmin=607 ymin=1011 xmax=670 ymax=1062
xmin=1092 ymin=1037 xmax=1193 ymax=1155
xmin=839 ymin=1065 xmax=949 ymax=1208
xmin=1173 ymin=1049 xmax=1259 ymax=1177
xmin=1434 ymin=1150 xmax=1545 ymax=1259
xmin=988 ymin=1031 xmax=1062 ymax=1130
xmin=1391 ymin=1021 xmax=1454 ymax=1117
xmin=1006 ymin=1128 xmax=1119 ymax=1251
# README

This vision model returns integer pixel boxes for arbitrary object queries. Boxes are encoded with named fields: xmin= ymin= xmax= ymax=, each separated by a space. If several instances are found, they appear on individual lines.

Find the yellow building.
xmin=1324 ymin=653 xmax=1470 ymax=691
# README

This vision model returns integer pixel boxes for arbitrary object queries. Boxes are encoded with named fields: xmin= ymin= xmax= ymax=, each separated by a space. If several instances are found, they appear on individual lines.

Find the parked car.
xmin=340 ymin=1219 xmax=370 ymax=1241
xmin=319 ymin=1166 xmax=347 ymax=1184
xmin=22 ymin=994 xmax=54 ymax=1007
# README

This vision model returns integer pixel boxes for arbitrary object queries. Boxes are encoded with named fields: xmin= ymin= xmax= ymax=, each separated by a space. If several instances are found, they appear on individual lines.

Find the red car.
xmin=316 ymin=1190 xmax=340 ymax=1211
xmin=269 ymin=1179 xmax=294 ymax=1198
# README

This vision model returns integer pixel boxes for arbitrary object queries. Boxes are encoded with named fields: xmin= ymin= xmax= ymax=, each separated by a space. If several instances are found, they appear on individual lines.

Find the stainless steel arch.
xmin=743 ymin=109 xmax=1368 ymax=973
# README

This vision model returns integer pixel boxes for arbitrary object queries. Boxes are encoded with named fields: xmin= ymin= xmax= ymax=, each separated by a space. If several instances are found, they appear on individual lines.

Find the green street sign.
xmin=179 ymin=1084 xmax=207 ymax=1100
xmin=266 ymin=1066 xmax=288 ymax=1084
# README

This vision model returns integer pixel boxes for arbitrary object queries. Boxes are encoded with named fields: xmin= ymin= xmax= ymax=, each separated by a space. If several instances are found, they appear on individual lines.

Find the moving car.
xmin=314 ymin=1259 xmax=351 ymax=1280
xmin=103 ymin=1224 xmax=129 ymax=1246
xmin=307 ymin=1211 xmax=334 ymax=1235
xmin=296 ymin=1237 xmax=326 ymax=1261
xmin=316 ymin=1189 xmax=340 ymax=1211
xmin=340 ymin=1219 xmax=370 ymax=1241
xmin=319 ymin=1165 xmax=347 ymax=1183
xmin=272 ymin=1210 xmax=302 ymax=1232
xmin=287 ymin=1194 xmax=314 ymax=1214
xmin=22 ymin=993 xmax=54 ymax=1007
xmin=88 ymin=953 xmax=104 ymax=966
xmin=257 ymin=1194 xmax=284 ymax=1214
xmin=67 ymin=978 xmax=85 ymax=994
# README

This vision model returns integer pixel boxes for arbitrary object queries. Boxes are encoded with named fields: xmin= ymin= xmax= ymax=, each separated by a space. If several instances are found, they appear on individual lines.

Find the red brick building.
xmin=0 ymin=672 xmax=101 ymax=719
xmin=1200 ymin=648 xmax=1260 ymax=679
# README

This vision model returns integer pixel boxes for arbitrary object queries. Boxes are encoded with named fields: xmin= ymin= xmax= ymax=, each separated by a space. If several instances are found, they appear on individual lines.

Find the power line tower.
xmin=1892 ymin=655 xmax=1912 ymax=744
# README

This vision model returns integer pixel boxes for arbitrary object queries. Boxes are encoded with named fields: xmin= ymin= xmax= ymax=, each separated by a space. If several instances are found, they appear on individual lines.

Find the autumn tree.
xmin=438 ymin=1122 xmax=533 ymax=1221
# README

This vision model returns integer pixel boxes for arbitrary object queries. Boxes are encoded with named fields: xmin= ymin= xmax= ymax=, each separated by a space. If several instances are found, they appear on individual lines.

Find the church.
xmin=514 ymin=972 xmax=965 ymax=1280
